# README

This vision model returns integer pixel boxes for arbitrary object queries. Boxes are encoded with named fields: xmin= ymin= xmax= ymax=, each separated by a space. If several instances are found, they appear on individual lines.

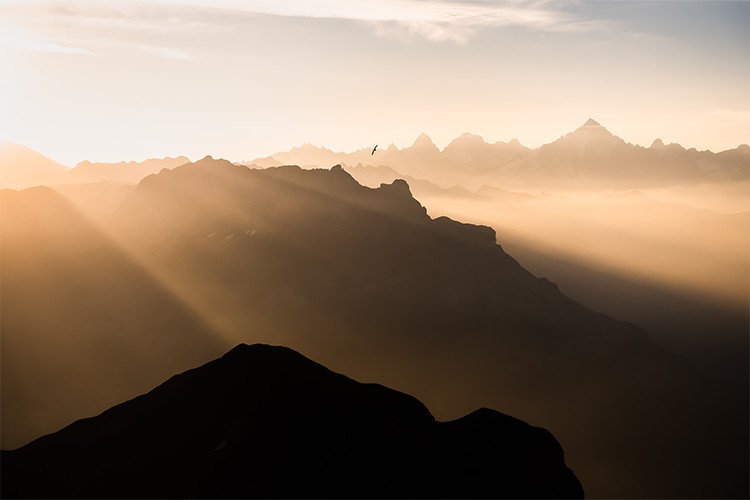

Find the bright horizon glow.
xmin=0 ymin=0 xmax=748 ymax=166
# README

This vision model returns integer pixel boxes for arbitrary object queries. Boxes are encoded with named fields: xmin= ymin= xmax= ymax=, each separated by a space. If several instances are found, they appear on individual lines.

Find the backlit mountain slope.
xmin=1 ymin=344 xmax=584 ymax=499
xmin=111 ymin=158 xmax=747 ymax=499
xmin=0 ymin=187 xmax=224 ymax=449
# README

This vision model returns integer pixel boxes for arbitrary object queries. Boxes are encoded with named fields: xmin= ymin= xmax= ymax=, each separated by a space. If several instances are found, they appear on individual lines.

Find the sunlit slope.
xmin=0 ymin=187 xmax=225 ymax=449
xmin=0 ymin=144 xmax=191 ymax=189
xmin=0 ymin=143 xmax=69 ymax=188
xmin=112 ymin=158 xmax=746 ymax=499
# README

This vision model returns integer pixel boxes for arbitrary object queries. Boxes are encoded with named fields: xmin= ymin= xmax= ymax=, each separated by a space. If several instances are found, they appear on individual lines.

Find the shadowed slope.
xmin=0 ymin=344 xmax=583 ymax=499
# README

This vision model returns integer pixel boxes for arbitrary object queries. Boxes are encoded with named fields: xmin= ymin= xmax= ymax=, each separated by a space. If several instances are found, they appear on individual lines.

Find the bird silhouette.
xmin=371 ymin=144 xmax=378 ymax=155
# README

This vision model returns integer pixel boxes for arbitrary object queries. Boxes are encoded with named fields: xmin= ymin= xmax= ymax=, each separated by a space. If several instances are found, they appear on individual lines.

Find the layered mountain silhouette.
xmin=4 ymin=120 xmax=746 ymax=192
xmin=246 ymin=119 xmax=749 ymax=190
xmin=2 ymin=157 xmax=747 ymax=498
xmin=489 ymin=119 xmax=748 ymax=189
xmin=107 ymin=159 xmax=747 ymax=498
xmin=0 ymin=344 xmax=583 ymax=499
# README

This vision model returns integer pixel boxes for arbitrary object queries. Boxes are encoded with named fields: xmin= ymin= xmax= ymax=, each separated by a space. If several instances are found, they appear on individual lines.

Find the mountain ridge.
xmin=244 ymin=120 xmax=748 ymax=190
xmin=1 ymin=343 xmax=584 ymax=499
xmin=106 ymin=157 xmax=749 ymax=497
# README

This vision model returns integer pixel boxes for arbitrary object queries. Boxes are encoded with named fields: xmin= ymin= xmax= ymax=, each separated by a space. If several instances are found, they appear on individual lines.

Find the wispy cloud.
xmin=186 ymin=0 xmax=604 ymax=43
xmin=0 ymin=0 xmax=605 ymax=49
xmin=0 ymin=1 xmax=216 ymax=59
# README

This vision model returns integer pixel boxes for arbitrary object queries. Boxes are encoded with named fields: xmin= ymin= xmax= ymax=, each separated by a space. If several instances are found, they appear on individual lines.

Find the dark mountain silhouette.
xmin=0 ymin=343 xmax=583 ymax=499
xmin=109 ymin=158 xmax=747 ymax=498
xmin=0 ymin=186 xmax=225 ymax=449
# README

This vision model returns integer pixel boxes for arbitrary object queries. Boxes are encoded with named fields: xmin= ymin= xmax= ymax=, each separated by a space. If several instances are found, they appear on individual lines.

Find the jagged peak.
xmin=651 ymin=138 xmax=665 ymax=148
xmin=570 ymin=118 xmax=616 ymax=138
xmin=186 ymin=155 xmax=242 ymax=172
xmin=329 ymin=163 xmax=357 ymax=179
xmin=412 ymin=132 xmax=437 ymax=149
xmin=582 ymin=118 xmax=602 ymax=127
xmin=379 ymin=178 xmax=411 ymax=195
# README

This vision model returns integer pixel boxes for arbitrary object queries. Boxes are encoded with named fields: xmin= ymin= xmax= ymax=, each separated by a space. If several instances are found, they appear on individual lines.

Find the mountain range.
xmin=0 ymin=142 xmax=190 ymax=188
xmin=247 ymin=119 xmax=749 ymax=191
xmin=71 ymin=160 xmax=750 ymax=496
xmin=1 ymin=343 xmax=584 ymax=499
xmin=3 ymin=120 xmax=746 ymax=193
xmin=1 ymin=137 xmax=748 ymax=498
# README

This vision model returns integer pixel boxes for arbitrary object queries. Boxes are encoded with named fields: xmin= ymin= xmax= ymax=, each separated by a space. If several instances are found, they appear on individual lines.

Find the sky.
xmin=0 ymin=0 xmax=748 ymax=166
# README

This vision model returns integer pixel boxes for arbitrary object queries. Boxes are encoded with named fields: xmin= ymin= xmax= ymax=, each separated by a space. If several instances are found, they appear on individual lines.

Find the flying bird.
xmin=371 ymin=144 xmax=378 ymax=155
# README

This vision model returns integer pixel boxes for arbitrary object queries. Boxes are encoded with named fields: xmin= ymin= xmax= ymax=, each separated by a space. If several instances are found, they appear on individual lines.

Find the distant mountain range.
xmin=2 ymin=120 xmax=747 ymax=191
xmin=248 ymin=119 xmax=750 ymax=190
xmin=0 ymin=142 xmax=190 ymax=188
xmin=69 ymin=156 xmax=191 ymax=184
xmin=1 ymin=343 xmax=584 ymax=499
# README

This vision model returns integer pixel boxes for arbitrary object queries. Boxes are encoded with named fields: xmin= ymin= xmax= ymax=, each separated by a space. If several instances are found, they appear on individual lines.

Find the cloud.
xmin=0 ymin=2 xmax=207 ymax=59
xmin=0 ymin=0 xmax=605 ymax=57
xmin=2 ymin=1 xmax=602 ymax=46
xmin=189 ymin=0 xmax=603 ymax=43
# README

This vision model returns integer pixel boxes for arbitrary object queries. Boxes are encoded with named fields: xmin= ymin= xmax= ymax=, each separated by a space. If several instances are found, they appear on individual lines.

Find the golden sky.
xmin=0 ymin=0 xmax=748 ymax=165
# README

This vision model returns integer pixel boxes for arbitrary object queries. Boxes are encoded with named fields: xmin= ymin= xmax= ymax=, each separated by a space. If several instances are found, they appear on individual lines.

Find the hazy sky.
xmin=0 ymin=0 xmax=748 ymax=165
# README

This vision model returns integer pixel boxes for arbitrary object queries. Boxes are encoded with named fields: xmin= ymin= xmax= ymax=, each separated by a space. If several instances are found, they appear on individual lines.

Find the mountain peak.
xmin=570 ymin=118 xmax=616 ymax=138
xmin=448 ymin=133 xmax=487 ymax=147
xmin=412 ymin=132 xmax=437 ymax=149
xmin=651 ymin=138 xmax=665 ymax=149
xmin=1 ymin=343 xmax=583 ymax=499
xmin=221 ymin=343 xmax=309 ymax=367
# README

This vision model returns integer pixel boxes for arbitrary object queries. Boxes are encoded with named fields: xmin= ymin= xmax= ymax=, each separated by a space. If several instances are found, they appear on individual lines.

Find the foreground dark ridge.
xmin=0 ymin=344 xmax=583 ymax=499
